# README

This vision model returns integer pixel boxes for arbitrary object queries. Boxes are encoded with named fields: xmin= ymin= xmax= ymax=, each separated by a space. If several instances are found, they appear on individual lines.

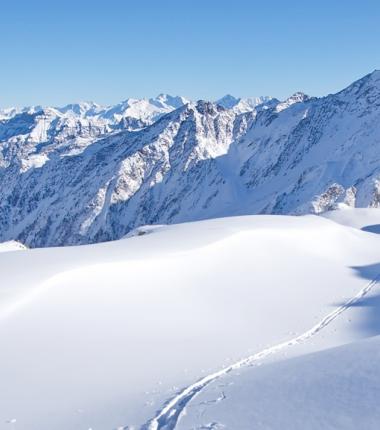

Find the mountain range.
xmin=1 ymin=71 xmax=380 ymax=247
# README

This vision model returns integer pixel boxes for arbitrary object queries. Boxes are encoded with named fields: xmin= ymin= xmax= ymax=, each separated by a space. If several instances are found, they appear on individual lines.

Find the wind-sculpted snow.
xmin=1 ymin=213 xmax=380 ymax=429
xmin=2 ymin=72 xmax=380 ymax=246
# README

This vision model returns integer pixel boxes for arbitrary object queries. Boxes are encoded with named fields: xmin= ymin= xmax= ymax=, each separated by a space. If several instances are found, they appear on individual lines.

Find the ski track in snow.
xmin=141 ymin=275 xmax=380 ymax=430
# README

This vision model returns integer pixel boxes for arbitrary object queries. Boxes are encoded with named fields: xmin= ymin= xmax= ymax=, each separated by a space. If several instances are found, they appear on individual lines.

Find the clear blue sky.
xmin=1 ymin=0 xmax=380 ymax=107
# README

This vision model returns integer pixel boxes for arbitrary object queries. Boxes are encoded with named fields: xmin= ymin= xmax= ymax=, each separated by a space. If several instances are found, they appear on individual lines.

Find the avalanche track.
xmin=141 ymin=275 xmax=380 ymax=430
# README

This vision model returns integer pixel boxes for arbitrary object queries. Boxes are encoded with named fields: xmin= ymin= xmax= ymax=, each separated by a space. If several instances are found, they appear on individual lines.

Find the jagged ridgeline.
xmin=1 ymin=71 xmax=380 ymax=247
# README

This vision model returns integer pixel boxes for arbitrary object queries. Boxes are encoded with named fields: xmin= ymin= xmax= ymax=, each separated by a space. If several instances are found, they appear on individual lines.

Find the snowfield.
xmin=0 ymin=210 xmax=380 ymax=429
xmin=177 ymin=336 xmax=380 ymax=430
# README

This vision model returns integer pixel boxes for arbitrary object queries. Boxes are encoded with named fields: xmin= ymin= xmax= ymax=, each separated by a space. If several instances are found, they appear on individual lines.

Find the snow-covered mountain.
xmin=0 ymin=98 xmax=263 ymax=246
xmin=216 ymin=94 xmax=277 ymax=113
xmin=2 ymin=71 xmax=380 ymax=247
xmin=0 ymin=94 xmax=190 ymax=141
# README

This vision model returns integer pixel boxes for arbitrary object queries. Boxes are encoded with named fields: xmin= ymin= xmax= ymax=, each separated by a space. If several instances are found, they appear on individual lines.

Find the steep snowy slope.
xmin=2 ymin=71 xmax=380 ymax=247
xmin=233 ymin=71 xmax=380 ymax=214
xmin=0 ymin=212 xmax=380 ymax=430
xmin=0 ymin=101 xmax=247 ymax=246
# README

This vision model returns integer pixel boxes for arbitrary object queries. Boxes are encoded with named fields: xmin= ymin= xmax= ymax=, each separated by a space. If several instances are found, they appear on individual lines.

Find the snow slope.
xmin=1 ymin=211 xmax=380 ymax=429
xmin=177 ymin=336 xmax=380 ymax=430
xmin=0 ymin=240 xmax=26 ymax=253
xmin=323 ymin=207 xmax=380 ymax=231
xmin=171 ymin=209 xmax=380 ymax=430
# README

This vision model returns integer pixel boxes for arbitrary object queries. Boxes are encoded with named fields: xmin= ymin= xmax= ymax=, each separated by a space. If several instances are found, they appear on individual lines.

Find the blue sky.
xmin=1 ymin=0 xmax=380 ymax=107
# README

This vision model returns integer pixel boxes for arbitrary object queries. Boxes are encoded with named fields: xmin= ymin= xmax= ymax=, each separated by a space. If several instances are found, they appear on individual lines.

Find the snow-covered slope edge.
xmin=0 ymin=240 xmax=27 ymax=253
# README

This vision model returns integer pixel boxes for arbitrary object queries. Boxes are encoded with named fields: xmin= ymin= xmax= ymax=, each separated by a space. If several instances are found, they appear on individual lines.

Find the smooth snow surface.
xmin=177 ymin=336 xmax=380 ymax=430
xmin=0 ymin=240 xmax=27 ymax=253
xmin=323 ymin=207 xmax=380 ymax=232
xmin=1 ymin=211 xmax=380 ymax=429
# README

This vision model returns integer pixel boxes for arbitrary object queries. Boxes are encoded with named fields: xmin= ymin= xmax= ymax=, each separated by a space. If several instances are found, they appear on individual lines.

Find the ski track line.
xmin=141 ymin=275 xmax=380 ymax=430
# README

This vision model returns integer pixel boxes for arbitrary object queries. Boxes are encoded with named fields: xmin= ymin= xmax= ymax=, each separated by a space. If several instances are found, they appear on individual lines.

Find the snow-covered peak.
xmin=243 ymin=95 xmax=275 ymax=107
xmin=95 ymin=95 xmax=188 ymax=125
xmin=216 ymin=95 xmax=275 ymax=114
xmin=369 ymin=68 xmax=380 ymax=82
xmin=0 ymin=105 xmax=44 ymax=121
xmin=216 ymin=94 xmax=241 ymax=109
xmin=354 ymin=69 xmax=380 ymax=85
xmin=0 ymin=107 xmax=20 ymax=121
xmin=234 ymin=96 xmax=277 ymax=114
xmin=193 ymin=99 xmax=223 ymax=115
xmin=275 ymin=91 xmax=310 ymax=112
xmin=150 ymin=94 xmax=189 ymax=109
xmin=0 ymin=95 xmax=189 ymax=128
xmin=334 ymin=69 xmax=380 ymax=102
xmin=57 ymin=101 xmax=103 ymax=117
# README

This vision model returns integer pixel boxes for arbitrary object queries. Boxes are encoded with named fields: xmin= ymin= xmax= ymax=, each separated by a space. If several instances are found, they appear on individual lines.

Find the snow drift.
xmin=1 ymin=210 xmax=380 ymax=429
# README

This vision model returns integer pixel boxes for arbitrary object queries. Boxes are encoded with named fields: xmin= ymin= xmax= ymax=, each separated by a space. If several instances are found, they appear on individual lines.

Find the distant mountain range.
xmin=1 ymin=71 xmax=380 ymax=247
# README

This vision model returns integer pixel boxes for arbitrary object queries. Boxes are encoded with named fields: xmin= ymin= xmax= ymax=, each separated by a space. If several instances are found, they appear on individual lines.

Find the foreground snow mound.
xmin=1 ymin=212 xmax=380 ymax=429
xmin=0 ymin=240 xmax=27 ymax=253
